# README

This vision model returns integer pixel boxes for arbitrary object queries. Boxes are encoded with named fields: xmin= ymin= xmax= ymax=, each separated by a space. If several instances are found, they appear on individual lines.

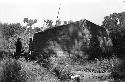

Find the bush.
xmin=0 ymin=57 xmax=27 ymax=82
xmin=0 ymin=57 xmax=39 ymax=82
xmin=0 ymin=56 xmax=61 ymax=82
xmin=48 ymin=56 xmax=72 ymax=81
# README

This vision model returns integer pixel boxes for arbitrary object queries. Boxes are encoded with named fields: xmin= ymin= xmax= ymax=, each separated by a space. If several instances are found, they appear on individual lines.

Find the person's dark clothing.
xmin=29 ymin=38 xmax=33 ymax=54
xmin=15 ymin=38 xmax=22 ymax=58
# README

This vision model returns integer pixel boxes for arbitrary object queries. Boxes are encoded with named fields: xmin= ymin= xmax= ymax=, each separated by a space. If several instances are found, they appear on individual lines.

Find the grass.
xmin=47 ymin=54 xmax=121 ymax=82
xmin=0 ymin=57 xmax=24 ymax=82
xmin=0 ymin=51 xmax=122 ymax=82
xmin=0 ymin=55 xmax=61 ymax=82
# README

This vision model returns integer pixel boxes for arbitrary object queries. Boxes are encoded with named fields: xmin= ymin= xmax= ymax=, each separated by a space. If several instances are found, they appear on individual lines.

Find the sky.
xmin=0 ymin=0 xmax=125 ymax=27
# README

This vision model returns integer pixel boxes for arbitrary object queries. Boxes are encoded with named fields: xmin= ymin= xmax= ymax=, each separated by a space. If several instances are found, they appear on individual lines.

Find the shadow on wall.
xmin=32 ymin=19 xmax=113 ymax=61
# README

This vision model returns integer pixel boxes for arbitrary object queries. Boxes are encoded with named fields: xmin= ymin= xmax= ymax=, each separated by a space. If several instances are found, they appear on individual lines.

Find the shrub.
xmin=0 ymin=57 xmax=27 ymax=82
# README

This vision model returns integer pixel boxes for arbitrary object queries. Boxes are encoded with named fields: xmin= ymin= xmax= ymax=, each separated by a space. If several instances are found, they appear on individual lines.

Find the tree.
xmin=23 ymin=18 xmax=37 ymax=38
xmin=1 ymin=23 xmax=26 ymax=40
xmin=23 ymin=18 xmax=37 ymax=32
xmin=34 ymin=27 xmax=41 ymax=33
xmin=68 ymin=20 xmax=73 ymax=24
xmin=44 ymin=19 xmax=53 ymax=28
xmin=24 ymin=18 xmax=37 ymax=27
xmin=102 ymin=12 xmax=125 ymax=58
xmin=63 ymin=21 xmax=68 ymax=25
xmin=56 ymin=19 xmax=61 ymax=26
xmin=0 ymin=23 xmax=26 ymax=50
xmin=102 ymin=12 xmax=125 ymax=33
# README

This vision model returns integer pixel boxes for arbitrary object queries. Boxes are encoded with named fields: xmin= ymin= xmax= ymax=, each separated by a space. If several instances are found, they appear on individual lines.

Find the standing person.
xmin=15 ymin=38 xmax=22 ymax=59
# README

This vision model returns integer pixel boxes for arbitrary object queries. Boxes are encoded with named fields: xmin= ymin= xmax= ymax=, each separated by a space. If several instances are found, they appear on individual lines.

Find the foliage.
xmin=63 ymin=21 xmax=68 ymax=25
xmin=0 ymin=57 xmax=26 ymax=82
xmin=44 ymin=19 xmax=53 ymax=28
xmin=0 ymin=23 xmax=26 ymax=51
xmin=34 ymin=27 xmax=41 ymax=33
xmin=56 ymin=19 xmax=61 ymax=26
xmin=1 ymin=23 xmax=26 ymax=40
xmin=0 ymin=55 xmax=60 ymax=82
xmin=23 ymin=18 xmax=37 ymax=38
xmin=102 ymin=12 xmax=125 ymax=57
xmin=23 ymin=18 xmax=37 ymax=27
xmin=102 ymin=12 xmax=125 ymax=34
xmin=68 ymin=20 xmax=74 ymax=24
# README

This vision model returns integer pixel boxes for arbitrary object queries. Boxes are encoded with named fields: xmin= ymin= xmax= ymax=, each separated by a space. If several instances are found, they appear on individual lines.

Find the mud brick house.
xmin=32 ymin=19 xmax=113 ymax=60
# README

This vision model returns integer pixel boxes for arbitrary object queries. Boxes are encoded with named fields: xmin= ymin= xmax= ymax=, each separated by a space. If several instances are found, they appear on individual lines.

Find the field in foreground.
xmin=0 ymin=54 xmax=124 ymax=82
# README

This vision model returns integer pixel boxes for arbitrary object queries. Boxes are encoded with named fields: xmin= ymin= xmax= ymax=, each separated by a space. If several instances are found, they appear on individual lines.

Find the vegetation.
xmin=102 ymin=12 xmax=125 ymax=33
xmin=0 ymin=12 xmax=125 ymax=81
xmin=0 ymin=23 xmax=26 ymax=40
xmin=0 ymin=23 xmax=26 ymax=51
xmin=0 ymin=54 xmax=60 ymax=82
xmin=102 ymin=12 xmax=125 ymax=58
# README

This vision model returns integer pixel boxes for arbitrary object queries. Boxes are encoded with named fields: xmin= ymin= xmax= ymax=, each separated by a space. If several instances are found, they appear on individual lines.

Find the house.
xmin=32 ymin=19 xmax=113 ymax=60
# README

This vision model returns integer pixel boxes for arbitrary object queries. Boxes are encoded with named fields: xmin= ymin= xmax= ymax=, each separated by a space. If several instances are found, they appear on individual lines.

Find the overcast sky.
xmin=0 ymin=0 xmax=125 ymax=27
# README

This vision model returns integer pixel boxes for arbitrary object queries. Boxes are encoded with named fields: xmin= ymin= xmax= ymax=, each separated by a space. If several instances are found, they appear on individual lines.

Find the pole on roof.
xmin=57 ymin=1 xmax=62 ymax=20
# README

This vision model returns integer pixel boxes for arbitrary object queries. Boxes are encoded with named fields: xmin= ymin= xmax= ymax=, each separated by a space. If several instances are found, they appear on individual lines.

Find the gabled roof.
xmin=35 ymin=19 xmax=104 ymax=36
